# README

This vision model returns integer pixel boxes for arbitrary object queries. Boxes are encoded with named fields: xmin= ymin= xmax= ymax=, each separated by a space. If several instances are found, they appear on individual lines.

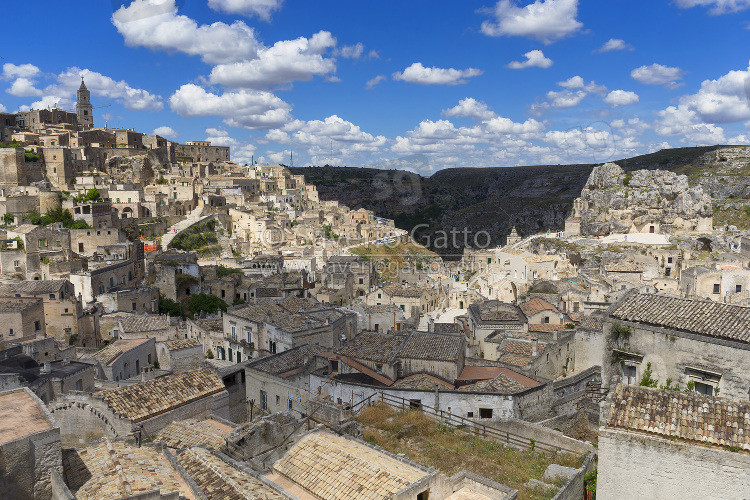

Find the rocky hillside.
xmin=575 ymin=162 xmax=712 ymax=236
xmin=291 ymin=145 xmax=750 ymax=257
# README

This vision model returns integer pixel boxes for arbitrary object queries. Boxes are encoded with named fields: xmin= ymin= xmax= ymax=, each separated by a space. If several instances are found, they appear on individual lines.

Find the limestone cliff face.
xmin=575 ymin=163 xmax=712 ymax=235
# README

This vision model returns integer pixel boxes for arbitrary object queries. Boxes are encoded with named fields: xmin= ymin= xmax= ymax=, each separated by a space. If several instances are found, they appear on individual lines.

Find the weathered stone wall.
xmin=48 ymin=393 xmax=130 ymax=447
xmin=598 ymin=428 xmax=750 ymax=499
xmin=551 ymin=452 xmax=596 ymax=500
xmin=139 ymin=391 xmax=230 ymax=438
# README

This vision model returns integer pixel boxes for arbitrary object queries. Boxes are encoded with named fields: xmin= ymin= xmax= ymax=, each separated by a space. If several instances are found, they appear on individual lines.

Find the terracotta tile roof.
xmin=63 ymin=441 xmax=194 ymax=499
xmin=383 ymin=283 xmax=427 ymax=298
xmin=457 ymin=366 xmax=504 ymax=381
xmin=392 ymin=373 xmax=454 ymax=390
xmin=107 ymin=312 xmax=170 ymax=333
xmin=177 ymin=447 xmax=286 ymax=499
xmin=433 ymin=323 xmax=463 ymax=335
xmin=338 ymin=332 xmax=406 ymax=363
xmin=499 ymin=354 xmax=533 ymax=367
xmin=610 ymin=292 xmax=750 ymax=343
xmin=520 ymin=297 xmax=560 ymax=316
xmin=99 ymin=368 xmax=225 ymax=422
xmin=578 ymin=315 xmax=604 ymax=331
xmin=397 ymin=332 xmax=464 ymax=362
xmin=165 ymin=338 xmax=201 ymax=351
xmin=194 ymin=317 xmax=224 ymax=332
xmin=154 ymin=418 xmax=230 ymax=450
xmin=502 ymin=340 xmax=535 ymax=356
xmin=607 ymin=384 xmax=750 ymax=451
xmin=0 ymin=389 xmax=52 ymax=445
xmin=0 ymin=279 xmax=67 ymax=295
xmin=248 ymin=344 xmax=325 ymax=376
xmin=528 ymin=323 xmax=566 ymax=333
xmin=459 ymin=373 xmax=527 ymax=393
xmin=273 ymin=432 xmax=428 ymax=498
xmin=338 ymin=356 xmax=395 ymax=386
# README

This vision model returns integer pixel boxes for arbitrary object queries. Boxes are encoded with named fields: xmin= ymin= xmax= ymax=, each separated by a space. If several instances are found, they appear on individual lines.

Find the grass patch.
xmin=357 ymin=404 xmax=584 ymax=500
xmin=712 ymin=202 xmax=750 ymax=230
xmin=170 ymin=219 xmax=219 ymax=252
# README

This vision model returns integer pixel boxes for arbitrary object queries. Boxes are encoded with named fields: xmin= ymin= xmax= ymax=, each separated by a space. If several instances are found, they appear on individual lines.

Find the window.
xmin=135 ymin=360 xmax=140 ymax=374
xmin=230 ymin=324 xmax=236 ymax=340
xmin=228 ymin=348 xmax=233 ymax=362
xmin=467 ymin=411 xmax=474 ymax=418
xmin=665 ymin=267 xmax=671 ymax=277
xmin=544 ymin=316 xmax=550 ymax=324
xmin=573 ymin=302 xmax=580 ymax=313
xmin=479 ymin=408 xmax=493 ymax=419
xmin=8 ymin=329 xmax=13 ymax=336
xmin=377 ymin=293 xmax=381 ymax=299
xmin=288 ymin=398 xmax=294 ymax=410
xmin=75 ymin=379 xmax=83 ymax=391
xmin=113 ymin=329 xmax=119 ymax=338
xmin=276 ymin=395 xmax=280 ymax=405
xmin=694 ymin=382 xmax=713 ymax=395
xmin=713 ymin=283 xmax=720 ymax=294
xmin=260 ymin=390 xmax=267 ymax=411
xmin=623 ymin=364 xmax=637 ymax=385
xmin=668 ymin=257 xmax=673 ymax=263
xmin=148 ymin=354 xmax=151 ymax=364
xmin=132 ymin=302 xmax=137 ymax=311
xmin=400 ymin=304 xmax=405 ymax=311
xmin=49 ymin=293 xmax=56 ymax=300
xmin=737 ymin=285 xmax=743 ymax=293
xmin=34 ymin=321 xmax=40 ymax=332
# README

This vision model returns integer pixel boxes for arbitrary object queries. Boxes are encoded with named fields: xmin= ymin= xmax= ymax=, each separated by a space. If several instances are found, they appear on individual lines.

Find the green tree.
xmin=188 ymin=293 xmax=228 ymax=317
xmin=639 ymin=362 xmax=658 ymax=388
xmin=158 ymin=295 xmax=182 ymax=317
xmin=2 ymin=213 xmax=14 ymax=226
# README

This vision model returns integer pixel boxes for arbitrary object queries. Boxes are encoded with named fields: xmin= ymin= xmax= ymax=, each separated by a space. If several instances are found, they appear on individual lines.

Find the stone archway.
xmin=48 ymin=399 xmax=124 ymax=448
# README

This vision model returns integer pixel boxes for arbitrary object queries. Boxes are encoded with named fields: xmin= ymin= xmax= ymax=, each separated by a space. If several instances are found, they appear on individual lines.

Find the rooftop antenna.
xmin=290 ymin=149 xmax=293 ymax=168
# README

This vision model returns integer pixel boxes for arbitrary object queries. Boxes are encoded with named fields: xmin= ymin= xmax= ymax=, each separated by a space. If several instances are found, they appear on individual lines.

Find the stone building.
xmin=598 ymin=384 xmax=750 ymax=499
xmin=155 ymin=338 xmax=203 ymax=372
xmin=601 ymin=291 xmax=750 ymax=400
xmin=467 ymin=300 xmax=527 ymax=358
xmin=49 ymin=368 xmax=229 ymax=446
xmin=679 ymin=264 xmax=750 ymax=303
xmin=83 ymin=338 xmax=156 ymax=382
xmin=0 ymin=297 xmax=46 ymax=341
xmin=0 ymin=387 xmax=62 ymax=500
xmin=0 ymin=280 xmax=83 ymax=342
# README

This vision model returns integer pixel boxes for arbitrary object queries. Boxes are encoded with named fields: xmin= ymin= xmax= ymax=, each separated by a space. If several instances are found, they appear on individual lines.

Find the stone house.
xmin=5 ymin=224 xmax=72 ymax=280
xmin=222 ymin=297 xmax=356 ymax=359
xmin=0 ymin=279 xmax=82 ymax=342
xmin=467 ymin=300 xmax=527 ymax=358
xmin=320 ymin=255 xmax=376 ymax=300
xmin=155 ymin=338 xmax=203 ymax=373
xmin=680 ymin=264 xmax=750 ymax=303
xmin=185 ymin=316 xmax=224 ymax=358
xmin=69 ymin=226 xmax=125 ymax=256
xmin=96 ymin=285 xmax=160 ymax=314
xmin=99 ymin=312 xmax=176 ymax=342
xmin=83 ymin=337 xmax=156 ymax=382
xmin=0 ymin=297 xmax=46 ymax=341
xmin=601 ymin=291 xmax=750 ymax=400
xmin=350 ymin=303 xmax=409 ymax=333
xmin=598 ymin=384 xmax=750 ymax=500
xmin=70 ymin=255 xmax=141 ymax=304
xmin=365 ymin=282 xmax=441 ymax=320
xmin=245 ymin=344 xmax=326 ymax=414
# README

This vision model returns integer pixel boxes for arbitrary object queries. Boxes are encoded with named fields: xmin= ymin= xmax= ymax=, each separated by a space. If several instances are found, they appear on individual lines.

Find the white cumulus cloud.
xmin=507 ymin=49 xmax=553 ymax=69
xmin=169 ymin=84 xmax=292 ymax=129
xmin=443 ymin=98 xmax=497 ymax=121
xmin=8 ymin=78 xmax=43 ymax=97
xmin=631 ymin=63 xmax=685 ymax=87
xmin=2 ymin=63 xmax=41 ymax=79
xmin=153 ymin=126 xmax=178 ymax=138
xmin=604 ymin=90 xmax=639 ymax=107
xmin=674 ymin=0 xmax=750 ymax=14
xmin=480 ymin=0 xmax=583 ymax=44
xmin=51 ymin=67 xmax=163 ymax=111
xmin=207 ymin=0 xmax=284 ymax=20
xmin=596 ymin=38 xmax=633 ymax=52
xmin=337 ymin=43 xmax=364 ymax=59
xmin=209 ymin=31 xmax=337 ymax=88
xmin=112 ymin=0 xmax=260 ymax=64
xmin=392 ymin=63 xmax=483 ymax=85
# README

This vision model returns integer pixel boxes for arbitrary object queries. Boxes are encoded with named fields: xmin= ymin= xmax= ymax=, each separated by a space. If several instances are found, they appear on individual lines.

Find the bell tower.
xmin=76 ymin=77 xmax=93 ymax=129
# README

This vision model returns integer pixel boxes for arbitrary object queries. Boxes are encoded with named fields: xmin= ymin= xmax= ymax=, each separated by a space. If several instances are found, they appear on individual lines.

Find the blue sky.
xmin=2 ymin=0 xmax=750 ymax=174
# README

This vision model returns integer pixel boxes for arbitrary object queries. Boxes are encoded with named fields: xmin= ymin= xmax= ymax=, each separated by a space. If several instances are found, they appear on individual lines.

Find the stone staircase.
xmin=161 ymin=207 xmax=208 ymax=250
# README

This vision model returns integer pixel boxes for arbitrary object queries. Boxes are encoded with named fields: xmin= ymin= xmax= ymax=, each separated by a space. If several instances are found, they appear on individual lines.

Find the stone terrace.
xmin=0 ymin=388 xmax=53 ymax=445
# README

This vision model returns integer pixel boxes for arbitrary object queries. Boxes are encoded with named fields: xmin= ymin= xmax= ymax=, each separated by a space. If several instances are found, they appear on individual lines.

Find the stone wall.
xmin=551 ymin=452 xmax=596 ymax=500
xmin=598 ymin=428 xmax=750 ymax=499
xmin=139 ymin=391 xmax=230 ymax=438
xmin=48 ymin=393 xmax=131 ymax=447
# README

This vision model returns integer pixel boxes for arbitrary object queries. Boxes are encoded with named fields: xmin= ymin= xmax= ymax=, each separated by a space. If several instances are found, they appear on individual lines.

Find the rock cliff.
xmin=574 ymin=163 xmax=712 ymax=236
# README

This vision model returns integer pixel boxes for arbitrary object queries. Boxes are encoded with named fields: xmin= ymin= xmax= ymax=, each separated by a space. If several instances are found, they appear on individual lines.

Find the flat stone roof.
xmin=0 ymin=388 xmax=53 ymax=444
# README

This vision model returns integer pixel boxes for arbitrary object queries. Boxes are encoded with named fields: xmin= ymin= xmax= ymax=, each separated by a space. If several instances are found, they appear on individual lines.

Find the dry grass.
xmin=357 ymin=404 xmax=585 ymax=500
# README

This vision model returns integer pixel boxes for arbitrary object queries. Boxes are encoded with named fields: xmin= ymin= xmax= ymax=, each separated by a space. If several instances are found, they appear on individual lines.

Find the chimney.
xmin=553 ymin=330 xmax=559 ymax=341
xmin=62 ymin=357 xmax=70 ymax=366
xmin=43 ymin=361 xmax=51 ymax=373
xmin=531 ymin=338 xmax=538 ymax=357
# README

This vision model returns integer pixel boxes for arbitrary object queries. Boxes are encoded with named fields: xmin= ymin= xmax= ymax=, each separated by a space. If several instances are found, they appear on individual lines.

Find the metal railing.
xmin=360 ymin=392 xmax=581 ymax=456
